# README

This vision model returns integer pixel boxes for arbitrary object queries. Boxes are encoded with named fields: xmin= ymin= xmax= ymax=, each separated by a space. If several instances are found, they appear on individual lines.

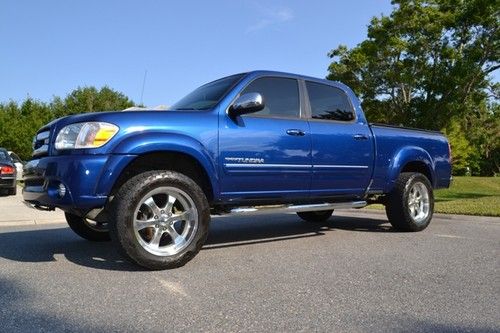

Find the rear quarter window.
xmin=306 ymin=81 xmax=355 ymax=121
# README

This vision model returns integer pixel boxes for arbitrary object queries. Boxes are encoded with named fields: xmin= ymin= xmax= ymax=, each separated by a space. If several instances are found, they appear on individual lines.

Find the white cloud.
xmin=246 ymin=5 xmax=294 ymax=33
xmin=275 ymin=7 xmax=294 ymax=21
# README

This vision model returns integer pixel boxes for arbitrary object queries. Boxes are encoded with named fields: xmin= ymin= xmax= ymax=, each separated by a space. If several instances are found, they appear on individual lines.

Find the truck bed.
xmin=369 ymin=123 xmax=451 ymax=192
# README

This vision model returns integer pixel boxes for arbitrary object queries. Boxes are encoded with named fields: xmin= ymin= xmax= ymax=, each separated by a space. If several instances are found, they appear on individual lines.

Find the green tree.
xmin=63 ymin=86 xmax=134 ymax=115
xmin=443 ymin=118 xmax=475 ymax=175
xmin=0 ymin=86 xmax=135 ymax=160
xmin=464 ymin=101 xmax=500 ymax=175
xmin=327 ymin=0 xmax=499 ymax=175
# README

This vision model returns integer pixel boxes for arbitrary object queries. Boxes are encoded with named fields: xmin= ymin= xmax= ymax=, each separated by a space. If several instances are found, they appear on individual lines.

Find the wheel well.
xmin=111 ymin=151 xmax=214 ymax=202
xmin=401 ymin=161 xmax=433 ymax=185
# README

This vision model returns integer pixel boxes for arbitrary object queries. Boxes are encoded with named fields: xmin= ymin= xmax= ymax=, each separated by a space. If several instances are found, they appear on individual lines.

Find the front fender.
xmin=385 ymin=146 xmax=435 ymax=192
xmin=110 ymin=132 xmax=219 ymax=197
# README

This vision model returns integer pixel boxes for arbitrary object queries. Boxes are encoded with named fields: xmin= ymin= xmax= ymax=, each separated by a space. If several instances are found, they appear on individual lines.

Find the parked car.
xmin=23 ymin=71 xmax=452 ymax=270
xmin=8 ymin=151 xmax=24 ymax=180
xmin=0 ymin=148 xmax=17 ymax=195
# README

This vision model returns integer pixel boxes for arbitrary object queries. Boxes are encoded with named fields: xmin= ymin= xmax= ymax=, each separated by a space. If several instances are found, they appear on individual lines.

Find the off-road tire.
xmin=297 ymin=210 xmax=334 ymax=223
xmin=65 ymin=212 xmax=111 ymax=242
xmin=385 ymin=172 xmax=434 ymax=232
xmin=109 ymin=171 xmax=210 ymax=270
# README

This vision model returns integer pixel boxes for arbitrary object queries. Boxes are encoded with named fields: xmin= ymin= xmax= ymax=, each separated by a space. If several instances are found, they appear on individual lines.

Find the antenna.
xmin=140 ymin=69 xmax=148 ymax=106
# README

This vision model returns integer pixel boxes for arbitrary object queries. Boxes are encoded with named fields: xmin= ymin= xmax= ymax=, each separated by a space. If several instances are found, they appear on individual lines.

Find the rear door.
xmin=305 ymin=81 xmax=373 ymax=197
xmin=219 ymin=77 xmax=311 ymax=201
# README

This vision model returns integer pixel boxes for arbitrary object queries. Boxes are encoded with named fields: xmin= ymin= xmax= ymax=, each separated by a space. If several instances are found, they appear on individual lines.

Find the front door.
xmin=219 ymin=77 xmax=311 ymax=201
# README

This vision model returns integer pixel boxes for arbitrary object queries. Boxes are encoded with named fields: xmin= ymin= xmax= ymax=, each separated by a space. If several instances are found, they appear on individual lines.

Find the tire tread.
xmin=385 ymin=172 xmax=434 ymax=232
xmin=109 ymin=171 xmax=210 ymax=270
xmin=65 ymin=212 xmax=111 ymax=242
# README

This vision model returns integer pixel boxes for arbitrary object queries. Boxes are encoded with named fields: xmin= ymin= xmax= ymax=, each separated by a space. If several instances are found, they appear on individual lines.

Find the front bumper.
xmin=23 ymin=154 xmax=135 ymax=211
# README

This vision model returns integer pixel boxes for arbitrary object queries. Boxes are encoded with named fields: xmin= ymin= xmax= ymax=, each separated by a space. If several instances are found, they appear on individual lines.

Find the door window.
xmin=241 ymin=77 xmax=300 ymax=118
xmin=306 ymin=81 xmax=355 ymax=121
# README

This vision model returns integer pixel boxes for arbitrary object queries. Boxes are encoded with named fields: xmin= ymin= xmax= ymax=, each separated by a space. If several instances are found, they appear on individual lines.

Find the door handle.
xmin=353 ymin=134 xmax=368 ymax=140
xmin=286 ymin=129 xmax=305 ymax=136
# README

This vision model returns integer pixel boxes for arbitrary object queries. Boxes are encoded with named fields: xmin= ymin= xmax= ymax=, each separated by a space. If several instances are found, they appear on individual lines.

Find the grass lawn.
xmin=433 ymin=177 xmax=500 ymax=216
xmin=368 ymin=176 xmax=500 ymax=217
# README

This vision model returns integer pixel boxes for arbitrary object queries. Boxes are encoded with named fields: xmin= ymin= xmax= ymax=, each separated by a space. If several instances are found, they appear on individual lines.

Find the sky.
xmin=0 ymin=1 xmax=394 ymax=107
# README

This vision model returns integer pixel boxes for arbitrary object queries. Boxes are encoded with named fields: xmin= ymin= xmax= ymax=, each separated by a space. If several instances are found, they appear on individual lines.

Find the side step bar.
xmin=229 ymin=201 xmax=367 ymax=216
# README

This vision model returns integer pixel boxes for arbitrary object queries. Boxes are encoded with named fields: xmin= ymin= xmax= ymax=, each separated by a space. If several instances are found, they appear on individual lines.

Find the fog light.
xmin=58 ymin=183 xmax=67 ymax=198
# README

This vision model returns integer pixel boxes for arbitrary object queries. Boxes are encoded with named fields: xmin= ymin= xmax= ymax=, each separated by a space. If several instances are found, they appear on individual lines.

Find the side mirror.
xmin=228 ymin=93 xmax=264 ymax=117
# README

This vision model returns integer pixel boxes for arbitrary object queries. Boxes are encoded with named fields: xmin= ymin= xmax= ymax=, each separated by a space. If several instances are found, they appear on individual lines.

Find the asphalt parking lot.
xmin=0 ymin=187 xmax=499 ymax=332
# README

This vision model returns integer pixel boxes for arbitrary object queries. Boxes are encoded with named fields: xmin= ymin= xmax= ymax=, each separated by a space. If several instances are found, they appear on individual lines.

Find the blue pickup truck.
xmin=23 ymin=71 xmax=452 ymax=269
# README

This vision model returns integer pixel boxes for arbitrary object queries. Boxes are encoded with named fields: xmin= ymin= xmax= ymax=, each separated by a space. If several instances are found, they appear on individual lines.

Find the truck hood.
xmin=49 ymin=108 xmax=215 ymax=130
xmin=38 ymin=108 xmax=218 ymax=156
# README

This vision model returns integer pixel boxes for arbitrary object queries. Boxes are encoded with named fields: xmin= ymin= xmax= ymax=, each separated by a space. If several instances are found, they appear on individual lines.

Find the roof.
xmin=243 ymin=70 xmax=351 ymax=92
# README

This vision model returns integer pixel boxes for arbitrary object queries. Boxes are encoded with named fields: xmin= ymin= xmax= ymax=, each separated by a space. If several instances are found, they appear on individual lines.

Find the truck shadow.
xmin=204 ymin=214 xmax=392 ymax=250
xmin=0 ymin=214 xmax=391 ymax=271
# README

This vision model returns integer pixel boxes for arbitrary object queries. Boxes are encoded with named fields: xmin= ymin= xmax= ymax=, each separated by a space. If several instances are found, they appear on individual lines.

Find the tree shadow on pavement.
xmin=0 ymin=214 xmax=391 ymax=271
xmin=0 ymin=226 xmax=142 ymax=271
xmin=0 ymin=277 xmax=110 ymax=332
xmin=1 ymin=275 xmax=497 ymax=332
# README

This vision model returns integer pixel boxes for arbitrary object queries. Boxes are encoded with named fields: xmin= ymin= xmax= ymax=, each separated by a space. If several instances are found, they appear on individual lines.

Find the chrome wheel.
xmin=407 ymin=181 xmax=430 ymax=224
xmin=133 ymin=187 xmax=198 ymax=256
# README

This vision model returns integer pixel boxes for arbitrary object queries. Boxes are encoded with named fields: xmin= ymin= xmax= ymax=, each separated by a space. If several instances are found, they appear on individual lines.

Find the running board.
xmin=229 ymin=201 xmax=367 ymax=216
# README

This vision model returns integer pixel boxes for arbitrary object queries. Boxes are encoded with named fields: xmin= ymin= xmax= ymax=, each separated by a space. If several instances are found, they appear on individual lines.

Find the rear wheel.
xmin=385 ymin=172 xmax=434 ymax=231
xmin=65 ymin=212 xmax=110 ymax=241
xmin=109 ymin=171 xmax=210 ymax=270
xmin=297 ymin=210 xmax=333 ymax=223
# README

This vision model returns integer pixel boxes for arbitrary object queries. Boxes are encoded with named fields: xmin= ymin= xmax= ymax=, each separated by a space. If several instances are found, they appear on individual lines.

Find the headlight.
xmin=55 ymin=122 xmax=119 ymax=150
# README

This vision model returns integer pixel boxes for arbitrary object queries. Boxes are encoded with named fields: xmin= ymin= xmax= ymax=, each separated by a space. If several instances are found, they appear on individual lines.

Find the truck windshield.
xmin=171 ymin=74 xmax=245 ymax=110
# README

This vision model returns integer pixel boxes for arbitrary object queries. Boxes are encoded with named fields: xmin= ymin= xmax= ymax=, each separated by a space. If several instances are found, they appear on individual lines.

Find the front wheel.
xmin=385 ymin=172 xmax=434 ymax=232
xmin=65 ymin=213 xmax=111 ymax=241
xmin=109 ymin=171 xmax=210 ymax=270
